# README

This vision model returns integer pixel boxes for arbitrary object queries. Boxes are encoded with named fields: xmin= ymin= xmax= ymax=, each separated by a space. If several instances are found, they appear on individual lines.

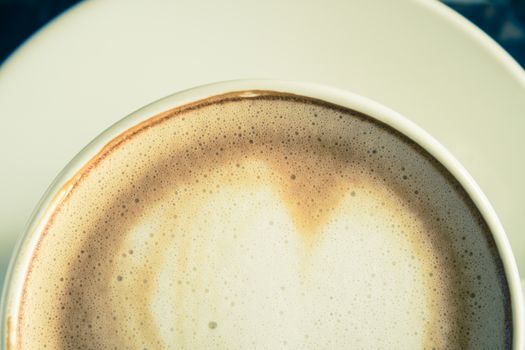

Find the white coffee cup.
xmin=1 ymin=80 xmax=523 ymax=348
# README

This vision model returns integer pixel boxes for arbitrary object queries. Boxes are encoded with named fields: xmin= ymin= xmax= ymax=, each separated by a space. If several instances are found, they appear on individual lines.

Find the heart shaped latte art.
xmin=13 ymin=92 xmax=510 ymax=349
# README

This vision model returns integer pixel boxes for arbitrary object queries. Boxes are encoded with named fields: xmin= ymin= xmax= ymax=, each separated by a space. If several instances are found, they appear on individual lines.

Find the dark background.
xmin=0 ymin=0 xmax=525 ymax=68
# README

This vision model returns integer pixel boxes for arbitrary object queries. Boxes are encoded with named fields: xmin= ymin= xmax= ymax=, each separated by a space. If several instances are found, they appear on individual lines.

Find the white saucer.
xmin=0 ymin=0 xmax=524 ymax=293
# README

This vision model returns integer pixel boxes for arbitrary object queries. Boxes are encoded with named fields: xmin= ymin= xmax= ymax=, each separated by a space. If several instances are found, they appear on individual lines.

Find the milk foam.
xmin=12 ymin=92 xmax=511 ymax=349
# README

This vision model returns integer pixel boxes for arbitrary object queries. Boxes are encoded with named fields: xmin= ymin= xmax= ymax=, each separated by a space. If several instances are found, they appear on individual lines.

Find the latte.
xmin=8 ymin=91 xmax=511 ymax=349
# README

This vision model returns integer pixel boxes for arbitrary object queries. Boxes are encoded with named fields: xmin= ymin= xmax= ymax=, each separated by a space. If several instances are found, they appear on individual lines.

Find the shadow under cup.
xmin=1 ymin=81 xmax=523 ymax=349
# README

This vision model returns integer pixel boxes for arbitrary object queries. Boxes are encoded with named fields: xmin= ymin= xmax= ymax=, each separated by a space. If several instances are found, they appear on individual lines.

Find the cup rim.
xmin=2 ymin=79 xmax=523 ymax=348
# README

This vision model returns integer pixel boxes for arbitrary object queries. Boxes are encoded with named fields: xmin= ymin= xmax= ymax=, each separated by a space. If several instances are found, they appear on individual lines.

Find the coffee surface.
xmin=12 ymin=92 xmax=511 ymax=349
